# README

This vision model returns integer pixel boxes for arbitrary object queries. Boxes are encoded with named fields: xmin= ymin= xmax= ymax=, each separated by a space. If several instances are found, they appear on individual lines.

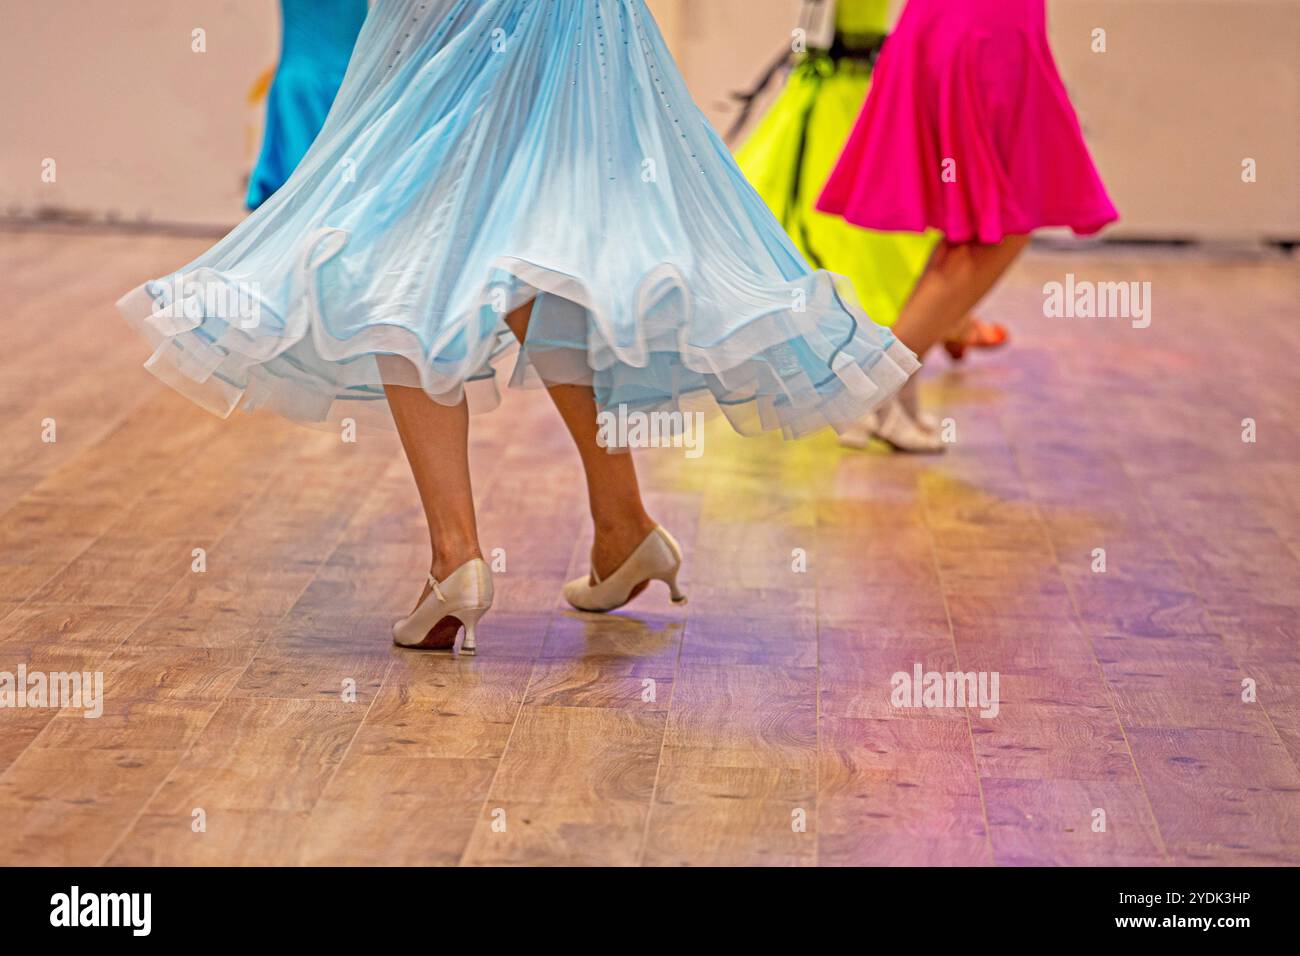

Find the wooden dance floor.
xmin=0 ymin=228 xmax=1296 ymax=866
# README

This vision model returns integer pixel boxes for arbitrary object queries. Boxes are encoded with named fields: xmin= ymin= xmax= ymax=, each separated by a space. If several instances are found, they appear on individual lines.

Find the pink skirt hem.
xmin=817 ymin=18 xmax=1118 ymax=245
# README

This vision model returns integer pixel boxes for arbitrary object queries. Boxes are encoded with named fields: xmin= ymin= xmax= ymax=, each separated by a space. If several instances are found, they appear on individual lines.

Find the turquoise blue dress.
xmin=118 ymin=0 xmax=918 ymax=439
xmin=246 ymin=0 xmax=369 ymax=210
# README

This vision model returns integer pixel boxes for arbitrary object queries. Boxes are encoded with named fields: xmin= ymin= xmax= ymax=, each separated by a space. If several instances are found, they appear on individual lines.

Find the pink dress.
xmin=817 ymin=0 xmax=1118 ymax=244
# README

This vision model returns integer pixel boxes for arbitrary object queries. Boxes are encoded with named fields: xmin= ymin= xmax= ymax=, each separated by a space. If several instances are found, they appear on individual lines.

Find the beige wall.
xmin=0 ymin=0 xmax=276 ymax=228
xmin=1 ymin=0 xmax=1297 ymax=240
xmin=1049 ymin=0 xmax=1300 ymax=240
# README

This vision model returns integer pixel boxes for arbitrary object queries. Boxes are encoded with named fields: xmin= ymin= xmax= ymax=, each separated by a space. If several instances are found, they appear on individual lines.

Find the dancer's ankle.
xmin=431 ymin=543 xmax=483 ymax=581
xmin=590 ymin=511 xmax=657 ymax=580
xmin=592 ymin=509 xmax=656 ymax=540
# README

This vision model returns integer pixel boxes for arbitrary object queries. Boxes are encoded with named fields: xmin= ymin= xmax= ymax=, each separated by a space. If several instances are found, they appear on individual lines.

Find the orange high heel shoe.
xmin=944 ymin=317 xmax=1009 ymax=362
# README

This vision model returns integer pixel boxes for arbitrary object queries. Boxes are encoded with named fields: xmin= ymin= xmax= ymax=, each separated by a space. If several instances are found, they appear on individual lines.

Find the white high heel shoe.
xmin=392 ymin=558 xmax=493 ymax=654
xmin=896 ymin=376 xmax=942 ymax=435
xmin=839 ymin=396 xmax=946 ymax=454
xmin=563 ymin=525 xmax=687 ymax=613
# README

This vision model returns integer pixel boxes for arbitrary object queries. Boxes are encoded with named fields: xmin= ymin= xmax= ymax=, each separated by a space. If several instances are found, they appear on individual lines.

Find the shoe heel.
xmin=652 ymin=528 xmax=687 ymax=604
xmin=456 ymin=604 xmax=489 ymax=656
xmin=659 ymin=568 xmax=687 ymax=605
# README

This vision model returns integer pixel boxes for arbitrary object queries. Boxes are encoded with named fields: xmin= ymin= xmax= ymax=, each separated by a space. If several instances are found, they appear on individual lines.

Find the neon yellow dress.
xmin=736 ymin=0 xmax=937 ymax=327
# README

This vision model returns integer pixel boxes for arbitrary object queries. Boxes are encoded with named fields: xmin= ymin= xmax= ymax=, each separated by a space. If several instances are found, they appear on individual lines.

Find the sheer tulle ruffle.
xmin=118 ymin=0 xmax=918 ymax=437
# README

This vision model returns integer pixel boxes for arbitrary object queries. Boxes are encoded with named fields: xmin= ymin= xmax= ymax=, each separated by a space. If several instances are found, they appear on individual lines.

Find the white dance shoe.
xmin=563 ymin=525 xmax=687 ymax=613
xmin=392 ymin=558 xmax=493 ymax=654
xmin=897 ymin=376 xmax=942 ymax=434
xmin=839 ymin=396 xmax=946 ymax=454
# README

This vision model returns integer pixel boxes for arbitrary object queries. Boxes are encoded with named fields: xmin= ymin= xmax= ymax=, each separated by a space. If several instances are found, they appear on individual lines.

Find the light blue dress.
xmin=118 ymin=0 xmax=918 ymax=439
xmin=246 ymin=0 xmax=369 ymax=210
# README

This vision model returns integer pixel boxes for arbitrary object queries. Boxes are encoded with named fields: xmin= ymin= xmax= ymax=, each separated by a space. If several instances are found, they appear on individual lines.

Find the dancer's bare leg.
xmin=892 ymin=235 xmax=1030 ymax=359
xmin=382 ymin=363 xmax=482 ymax=606
xmin=504 ymin=301 xmax=656 ymax=582
xmin=841 ymin=235 xmax=1029 ymax=452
